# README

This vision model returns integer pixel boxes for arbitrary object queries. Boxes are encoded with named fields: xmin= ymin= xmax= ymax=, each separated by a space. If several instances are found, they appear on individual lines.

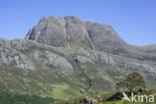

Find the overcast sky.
xmin=0 ymin=0 xmax=156 ymax=46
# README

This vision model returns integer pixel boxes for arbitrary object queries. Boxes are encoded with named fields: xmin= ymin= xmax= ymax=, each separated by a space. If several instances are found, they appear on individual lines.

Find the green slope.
xmin=0 ymin=39 xmax=156 ymax=99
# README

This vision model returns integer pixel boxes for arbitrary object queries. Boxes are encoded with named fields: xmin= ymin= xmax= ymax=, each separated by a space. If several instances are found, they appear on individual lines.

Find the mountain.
xmin=25 ymin=16 xmax=126 ymax=51
xmin=25 ymin=16 xmax=156 ymax=61
xmin=0 ymin=16 xmax=156 ymax=99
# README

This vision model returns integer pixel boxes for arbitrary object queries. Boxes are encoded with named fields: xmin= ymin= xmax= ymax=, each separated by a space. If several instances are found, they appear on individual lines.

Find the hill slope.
xmin=0 ymin=38 xmax=156 ymax=98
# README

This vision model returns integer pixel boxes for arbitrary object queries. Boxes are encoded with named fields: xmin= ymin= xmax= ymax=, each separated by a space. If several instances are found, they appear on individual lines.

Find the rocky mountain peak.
xmin=25 ymin=16 xmax=126 ymax=52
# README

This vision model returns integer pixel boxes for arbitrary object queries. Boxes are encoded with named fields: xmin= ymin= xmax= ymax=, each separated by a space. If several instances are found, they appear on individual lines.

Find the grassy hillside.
xmin=0 ymin=39 xmax=156 ymax=100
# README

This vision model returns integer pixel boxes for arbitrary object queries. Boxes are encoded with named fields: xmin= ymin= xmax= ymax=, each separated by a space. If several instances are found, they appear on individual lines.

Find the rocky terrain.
xmin=0 ymin=16 xmax=156 ymax=98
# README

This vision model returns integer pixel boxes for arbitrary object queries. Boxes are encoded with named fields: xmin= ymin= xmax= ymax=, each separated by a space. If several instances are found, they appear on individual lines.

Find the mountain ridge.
xmin=25 ymin=16 xmax=126 ymax=51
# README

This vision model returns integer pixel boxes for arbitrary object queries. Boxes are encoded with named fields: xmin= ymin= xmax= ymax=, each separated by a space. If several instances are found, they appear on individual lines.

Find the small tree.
xmin=116 ymin=72 xmax=146 ymax=92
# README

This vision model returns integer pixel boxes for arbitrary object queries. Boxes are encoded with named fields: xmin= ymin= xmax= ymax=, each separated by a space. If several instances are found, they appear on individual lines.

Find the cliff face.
xmin=0 ymin=16 xmax=156 ymax=98
xmin=25 ymin=16 xmax=126 ymax=52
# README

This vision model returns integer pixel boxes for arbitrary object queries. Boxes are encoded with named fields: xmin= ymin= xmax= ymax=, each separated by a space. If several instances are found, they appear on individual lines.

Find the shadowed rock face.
xmin=26 ymin=16 xmax=126 ymax=51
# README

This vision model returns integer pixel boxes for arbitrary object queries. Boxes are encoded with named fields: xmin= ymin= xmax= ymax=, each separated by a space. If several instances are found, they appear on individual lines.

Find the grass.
xmin=51 ymin=84 xmax=70 ymax=99
xmin=99 ymin=100 xmax=121 ymax=104
xmin=0 ymin=62 xmax=155 ymax=99
xmin=100 ymin=99 xmax=156 ymax=104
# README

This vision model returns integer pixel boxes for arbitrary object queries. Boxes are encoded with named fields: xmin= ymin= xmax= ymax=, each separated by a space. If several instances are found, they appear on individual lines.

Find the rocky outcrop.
xmin=0 ymin=39 xmax=35 ymax=70
xmin=73 ymin=50 xmax=156 ymax=74
xmin=0 ymin=38 xmax=73 ymax=71
xmin=74 ymin=51 xmax=116 ymax=66
xmin=0 ymin=38 xmax=155 ymax=74
xmin=123 ymin=63 xmax=155 ymax=74
xmin=33 ymin=50 xmax=73 ymax=71
xmin=80 ymin=96 xmax=98 ymax=104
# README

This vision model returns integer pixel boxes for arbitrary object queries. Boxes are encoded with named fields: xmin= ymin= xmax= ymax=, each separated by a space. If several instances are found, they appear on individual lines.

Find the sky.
xmin=0 ymin=0 xmax=156 ymax=46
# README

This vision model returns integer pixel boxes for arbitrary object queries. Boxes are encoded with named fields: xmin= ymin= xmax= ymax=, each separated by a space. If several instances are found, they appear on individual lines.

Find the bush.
xmin=0 ymin=90 xmax=55 ymax=104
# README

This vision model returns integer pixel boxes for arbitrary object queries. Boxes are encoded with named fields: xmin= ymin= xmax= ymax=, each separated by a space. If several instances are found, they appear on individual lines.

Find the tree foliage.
xmin=0 ymin=90 xmax=55 ymax=104
xmin=116 ymin=72 xmax=146 ymax=92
